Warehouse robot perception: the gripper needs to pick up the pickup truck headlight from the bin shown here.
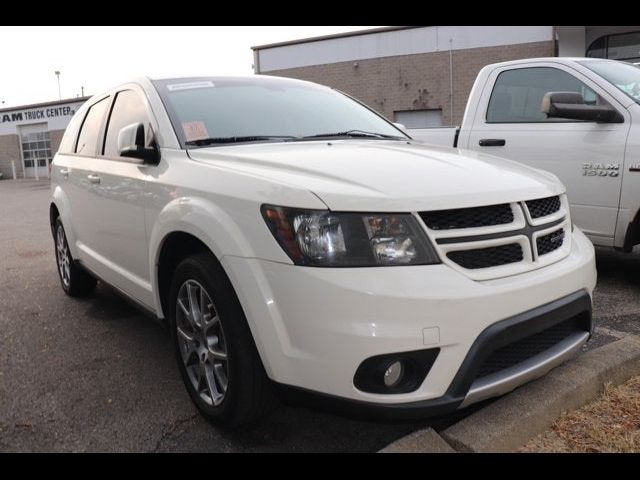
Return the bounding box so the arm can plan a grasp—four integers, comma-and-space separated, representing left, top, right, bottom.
261, 205, 440, 267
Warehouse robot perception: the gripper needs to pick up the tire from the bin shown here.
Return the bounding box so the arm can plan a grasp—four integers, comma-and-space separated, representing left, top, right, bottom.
168, 253, 277, 428
54, 218, 97, 297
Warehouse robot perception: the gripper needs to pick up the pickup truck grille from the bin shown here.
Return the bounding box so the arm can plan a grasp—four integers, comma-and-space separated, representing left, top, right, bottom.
525, 196, 561, 219
420, 195, 570, 280
420, 204, 513, 230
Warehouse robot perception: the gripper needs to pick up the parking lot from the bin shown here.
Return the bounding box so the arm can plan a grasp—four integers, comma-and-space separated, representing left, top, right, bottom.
1, 179, 639, 452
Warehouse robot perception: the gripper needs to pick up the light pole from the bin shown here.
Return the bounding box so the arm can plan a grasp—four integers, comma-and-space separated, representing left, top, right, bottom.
55, 70, 61, 100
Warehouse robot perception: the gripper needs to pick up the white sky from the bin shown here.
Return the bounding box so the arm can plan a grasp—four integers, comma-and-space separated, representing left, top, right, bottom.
0, 26, 383, 108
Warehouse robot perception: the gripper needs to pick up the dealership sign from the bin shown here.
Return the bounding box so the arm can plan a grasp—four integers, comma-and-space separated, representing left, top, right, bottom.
0, 100, 85, 135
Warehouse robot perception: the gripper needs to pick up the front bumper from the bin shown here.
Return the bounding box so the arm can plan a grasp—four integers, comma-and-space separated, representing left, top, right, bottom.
220, 227, 596, 413
275, 290, 591, 419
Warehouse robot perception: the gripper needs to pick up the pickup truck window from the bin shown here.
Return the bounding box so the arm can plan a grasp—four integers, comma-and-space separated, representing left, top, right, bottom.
486, 67, 597, 123
153, 77, 406, 147
75, 97, 110, 156
579, 60, 640, 104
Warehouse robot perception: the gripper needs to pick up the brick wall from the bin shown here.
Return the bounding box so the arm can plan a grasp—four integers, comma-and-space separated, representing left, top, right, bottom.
0, 134, 21, 179
0, 129, 66, 180
261, 41, 555, 126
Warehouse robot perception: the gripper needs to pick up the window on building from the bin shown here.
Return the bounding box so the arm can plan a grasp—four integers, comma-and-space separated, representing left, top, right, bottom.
394, 109, 443, 128
486, 67, 598, 123
587, 31, 640, 64
75, 97, 110, 155
21, 130, 52, 169
103, 90, 151, 157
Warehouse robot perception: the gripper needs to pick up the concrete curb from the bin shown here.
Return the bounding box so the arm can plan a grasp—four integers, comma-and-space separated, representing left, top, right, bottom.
379, 428, 456, 453
379, 335, 640, 453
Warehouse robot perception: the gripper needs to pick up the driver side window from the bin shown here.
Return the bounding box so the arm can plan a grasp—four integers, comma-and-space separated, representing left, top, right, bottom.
487, 67, 600, 123
103, 90, 152, 158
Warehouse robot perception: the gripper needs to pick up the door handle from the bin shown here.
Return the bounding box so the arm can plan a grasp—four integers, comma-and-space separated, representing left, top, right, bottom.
59, 168, 70, 178
479, 139, 506, 147
87, 174, 101, 185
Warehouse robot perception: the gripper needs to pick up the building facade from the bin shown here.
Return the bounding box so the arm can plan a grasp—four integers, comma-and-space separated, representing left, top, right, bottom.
252, 26, 640, 127
0, 97, 88, 180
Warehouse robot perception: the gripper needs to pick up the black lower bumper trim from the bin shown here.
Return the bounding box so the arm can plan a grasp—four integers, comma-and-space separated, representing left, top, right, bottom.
274, 290, 592, 420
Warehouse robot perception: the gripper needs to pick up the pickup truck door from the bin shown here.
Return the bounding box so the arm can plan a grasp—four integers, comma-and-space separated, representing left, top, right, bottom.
463, 62, 630, 245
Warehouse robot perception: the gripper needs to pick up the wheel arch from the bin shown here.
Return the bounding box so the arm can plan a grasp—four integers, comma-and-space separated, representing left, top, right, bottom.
149, 196, 260, 318
622, 206, 640, 252
49, 202, 60, 237
156, 230, 213, 322
49, 185, 81, 259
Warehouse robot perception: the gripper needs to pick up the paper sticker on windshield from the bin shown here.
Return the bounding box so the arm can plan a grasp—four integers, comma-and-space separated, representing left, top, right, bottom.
167, 81, 214, 91
182, 121, 209, 141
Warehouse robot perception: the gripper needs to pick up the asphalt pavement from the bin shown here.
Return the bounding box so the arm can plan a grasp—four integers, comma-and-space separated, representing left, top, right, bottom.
1, 179, 638, 452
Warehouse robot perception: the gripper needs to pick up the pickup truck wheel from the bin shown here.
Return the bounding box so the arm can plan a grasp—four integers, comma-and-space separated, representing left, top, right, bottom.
169, 253, 276, 427
54, 218, 97, 297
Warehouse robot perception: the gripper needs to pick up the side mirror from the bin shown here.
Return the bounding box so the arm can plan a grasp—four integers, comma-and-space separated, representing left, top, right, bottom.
393, 122, 408, 133
541, 92, 623, 123
117, 122, 160, 164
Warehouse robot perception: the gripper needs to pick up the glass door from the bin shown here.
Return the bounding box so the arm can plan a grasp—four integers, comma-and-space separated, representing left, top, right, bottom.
19, 124, 53, 178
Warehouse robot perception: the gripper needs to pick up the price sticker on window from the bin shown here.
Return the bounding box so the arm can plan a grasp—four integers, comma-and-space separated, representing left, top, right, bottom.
182, 121, 209, 142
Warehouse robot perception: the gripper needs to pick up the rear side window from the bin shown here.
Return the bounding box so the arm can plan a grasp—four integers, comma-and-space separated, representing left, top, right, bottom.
103, 90, 151, 157
57, 110, 85, 154
486, 67, 598, 123
75, 97, 110, 155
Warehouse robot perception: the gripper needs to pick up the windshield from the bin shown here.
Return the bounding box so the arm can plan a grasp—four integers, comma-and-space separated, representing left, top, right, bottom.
153, 77, 407, 147
579, 60, 640, 104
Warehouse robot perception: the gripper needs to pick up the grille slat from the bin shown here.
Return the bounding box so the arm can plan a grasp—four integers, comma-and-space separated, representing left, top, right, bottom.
537, 228, 565, 256
420, 204, 513, 230
476, 317, 585, 379
447, 243, 523, 270
526, 196, 561, 219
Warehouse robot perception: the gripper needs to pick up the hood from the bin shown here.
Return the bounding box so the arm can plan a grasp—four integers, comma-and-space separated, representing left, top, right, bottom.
188, 140, 564, 211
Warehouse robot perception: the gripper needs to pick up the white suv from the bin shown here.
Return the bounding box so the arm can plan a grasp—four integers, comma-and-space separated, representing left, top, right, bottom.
50, 75, 597, 426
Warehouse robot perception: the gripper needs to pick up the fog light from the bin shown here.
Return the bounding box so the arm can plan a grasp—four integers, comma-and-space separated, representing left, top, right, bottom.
383, 361, 404, 388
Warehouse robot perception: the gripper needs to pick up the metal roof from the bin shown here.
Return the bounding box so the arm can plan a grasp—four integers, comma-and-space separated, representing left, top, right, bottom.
251, 26, 425, 50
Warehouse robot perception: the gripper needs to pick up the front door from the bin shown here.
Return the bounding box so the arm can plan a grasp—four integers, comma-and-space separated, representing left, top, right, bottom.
465, 63, 630, 245
79, 88, 156, 307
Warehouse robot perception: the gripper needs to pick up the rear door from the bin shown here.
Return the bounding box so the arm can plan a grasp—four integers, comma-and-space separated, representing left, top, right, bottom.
464, 62, 630, 244
78, 87, 156, 307
65, 96, 111, 259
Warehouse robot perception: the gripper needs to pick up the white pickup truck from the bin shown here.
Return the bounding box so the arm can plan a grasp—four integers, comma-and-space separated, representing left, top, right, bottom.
410, 57, 640, 251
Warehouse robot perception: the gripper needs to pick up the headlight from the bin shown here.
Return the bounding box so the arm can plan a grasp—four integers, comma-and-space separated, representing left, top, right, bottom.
261, 205, 440, 267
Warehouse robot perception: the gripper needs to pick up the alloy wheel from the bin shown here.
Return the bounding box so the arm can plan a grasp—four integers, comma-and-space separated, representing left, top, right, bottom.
56, 226, 71, 288
175, 279, 229, 406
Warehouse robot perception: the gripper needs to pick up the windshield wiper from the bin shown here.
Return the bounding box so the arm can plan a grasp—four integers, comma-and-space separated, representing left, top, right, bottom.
185, 135, 297, 146
297, 130, 405, 140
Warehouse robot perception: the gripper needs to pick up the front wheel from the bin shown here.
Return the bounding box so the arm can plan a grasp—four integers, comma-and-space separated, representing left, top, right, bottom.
169, 253, 276, 427
54, 218, 97, 297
